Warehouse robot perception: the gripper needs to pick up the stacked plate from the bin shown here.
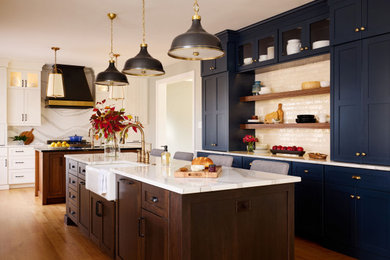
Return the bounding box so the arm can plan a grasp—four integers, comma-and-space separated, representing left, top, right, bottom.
296, 114, 317, 123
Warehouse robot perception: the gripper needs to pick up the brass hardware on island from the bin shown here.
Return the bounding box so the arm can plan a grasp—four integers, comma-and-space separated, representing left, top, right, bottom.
120, 123, 147, 163
350, 194, 355, 199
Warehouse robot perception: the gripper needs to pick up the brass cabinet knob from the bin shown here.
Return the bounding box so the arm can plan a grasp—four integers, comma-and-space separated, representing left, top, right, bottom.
249, 163, 252, 166
361, 152, 366, 156
352, 175, 361, 180
356, 196, 361, 200
355, 28, 360, 32
304, 47, 309, 50
253, 59, 257, 62
355, 152, 361, 156
209, 66, 215, 71
304, 170, 309, 173
350, 194, 355, 199
300, 47, 304, 51
360, 27, 366, 31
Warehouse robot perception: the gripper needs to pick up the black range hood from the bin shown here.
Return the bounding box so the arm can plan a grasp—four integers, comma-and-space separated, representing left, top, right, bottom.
45, 64, 95, 109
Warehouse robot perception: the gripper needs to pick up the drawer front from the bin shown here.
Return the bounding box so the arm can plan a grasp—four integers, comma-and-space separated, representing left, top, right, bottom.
9, 169, 34, 184
9, 147, 35, 157
68, 174, 78, 192
142, 183, 169, 218
67, 202, 78, 224
325, 166, 359, 187
9, 157, 35, 170
78, 163, 86, 180
293, 162, 324, 182
0, 147, 7, 157
68, 187, 78, 207
67, 159, 78, 174
356, 169, 390, 193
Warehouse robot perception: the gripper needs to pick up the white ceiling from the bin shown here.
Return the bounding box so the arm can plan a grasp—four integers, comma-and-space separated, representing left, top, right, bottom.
0, 0, 312, 69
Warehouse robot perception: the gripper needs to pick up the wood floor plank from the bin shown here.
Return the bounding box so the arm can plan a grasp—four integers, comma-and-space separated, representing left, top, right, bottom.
0, 188, 355, 260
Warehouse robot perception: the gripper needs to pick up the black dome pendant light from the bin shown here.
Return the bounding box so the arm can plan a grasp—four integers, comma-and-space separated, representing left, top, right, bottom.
96, 13, 129, 86
168, 0, 224, 60
122, 0, 165, 76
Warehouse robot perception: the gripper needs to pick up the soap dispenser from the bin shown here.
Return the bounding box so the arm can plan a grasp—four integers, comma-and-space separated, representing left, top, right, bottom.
161, 145, 170, 166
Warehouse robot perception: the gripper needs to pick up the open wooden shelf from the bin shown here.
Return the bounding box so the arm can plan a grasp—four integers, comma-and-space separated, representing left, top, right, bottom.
240, 87, 330, 102
240, 123, 330, 129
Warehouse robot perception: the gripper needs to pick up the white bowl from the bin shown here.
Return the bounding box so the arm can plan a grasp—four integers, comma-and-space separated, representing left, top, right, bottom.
191, 165, 205, 172
313, 40, 330, 49
259, 55, 268, 62
256, 144, 269, 150
320, 81, 330, 87
260, 86, 272, 94
243, 58, 253, 65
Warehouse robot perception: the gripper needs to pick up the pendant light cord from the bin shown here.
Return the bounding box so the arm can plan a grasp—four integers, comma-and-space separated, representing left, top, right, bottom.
142, 0, 146, 45
110, 16, 114, 60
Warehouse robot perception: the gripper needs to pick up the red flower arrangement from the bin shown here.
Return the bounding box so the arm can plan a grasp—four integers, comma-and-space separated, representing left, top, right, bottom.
90, 99, 140, 140
242, 135, 258, 144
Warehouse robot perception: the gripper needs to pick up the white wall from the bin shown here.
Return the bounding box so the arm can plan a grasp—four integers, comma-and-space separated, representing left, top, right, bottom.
147, 60, 202, 150
166, 81, 193, 155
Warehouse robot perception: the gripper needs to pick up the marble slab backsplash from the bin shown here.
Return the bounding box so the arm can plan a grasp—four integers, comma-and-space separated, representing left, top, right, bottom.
254, 59, 330, 155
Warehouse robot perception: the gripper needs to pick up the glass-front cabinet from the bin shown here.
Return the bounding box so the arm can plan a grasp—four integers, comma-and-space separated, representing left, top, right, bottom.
279, 15, 329, 62
9, 70, 39, 88
238, 29, 277, 71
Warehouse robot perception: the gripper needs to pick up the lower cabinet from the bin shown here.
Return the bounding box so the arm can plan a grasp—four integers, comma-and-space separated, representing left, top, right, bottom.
78, 178, 89, 236
141, 209, 168, 260
90, 192, 116, 258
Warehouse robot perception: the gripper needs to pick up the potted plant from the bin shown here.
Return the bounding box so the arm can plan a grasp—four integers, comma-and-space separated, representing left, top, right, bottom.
242, 135, 258, 153
13, 135, 27, 145
90, 100, 140, 157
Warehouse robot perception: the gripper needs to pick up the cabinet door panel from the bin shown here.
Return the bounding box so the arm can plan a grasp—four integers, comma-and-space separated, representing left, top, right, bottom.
101, 199, 115, 257
357, 188, 390, 258
116, 177, 141, 260
215, 74, 228, 151
141, 209, 168, 260
332, 42, 363, 163
363, 0, 390, 39
362, 34, 390, 165
24, 89, 41, 126
90, 193, 102, 245
330, 0, 362, 45
48, 153, 65, 198
202, 76, 217, 150
78, 179, 90, 235
7, 88, 24, 126
324, 184, 357, 256
0, 157, 7, 185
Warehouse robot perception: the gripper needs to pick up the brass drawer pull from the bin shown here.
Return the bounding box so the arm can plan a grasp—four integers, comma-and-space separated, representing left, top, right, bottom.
356, 195, 361, 200
361, 153, 366, 156
355, 152, 360, 156
304, 46, 309, 50
304, 170, 309, 173
350, 194, 355, 199
355, 28, 360, 32
352, 176, 361, 180
360, 27, 366, 31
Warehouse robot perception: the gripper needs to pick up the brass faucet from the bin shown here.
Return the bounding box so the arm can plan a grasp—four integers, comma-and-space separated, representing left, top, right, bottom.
120, 123, 147, 163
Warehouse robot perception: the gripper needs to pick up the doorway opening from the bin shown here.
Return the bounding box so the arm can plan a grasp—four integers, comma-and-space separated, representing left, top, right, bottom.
155, 71, 195, 156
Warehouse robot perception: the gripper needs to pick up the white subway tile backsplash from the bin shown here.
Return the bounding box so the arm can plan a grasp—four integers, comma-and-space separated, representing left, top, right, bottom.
254, 59, 330, 155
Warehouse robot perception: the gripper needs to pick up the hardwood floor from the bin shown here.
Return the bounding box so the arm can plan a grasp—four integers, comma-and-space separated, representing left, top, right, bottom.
0, 188, 355, 260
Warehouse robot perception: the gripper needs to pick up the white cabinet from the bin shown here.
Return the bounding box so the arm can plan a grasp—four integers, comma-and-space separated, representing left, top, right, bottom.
7, 68, 41, 126
0, 148, 7, 186
8, 146, 35, 184
0, 65, 7, 145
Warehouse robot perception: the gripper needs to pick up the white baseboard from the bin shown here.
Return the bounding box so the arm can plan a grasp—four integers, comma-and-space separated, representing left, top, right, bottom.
0, 185, 9, 190
9, 183, 34, 189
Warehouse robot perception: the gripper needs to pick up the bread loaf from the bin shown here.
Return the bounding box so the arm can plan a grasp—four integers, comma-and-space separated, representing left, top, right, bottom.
191, 157, 214, 168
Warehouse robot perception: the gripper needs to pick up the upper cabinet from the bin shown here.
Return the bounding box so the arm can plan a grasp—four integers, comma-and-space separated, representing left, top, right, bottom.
7, 65, 42, 126
330, 0, 390, 45
201, 30, 237, 77
332, 33, 390, 166
279, 16, 330, 62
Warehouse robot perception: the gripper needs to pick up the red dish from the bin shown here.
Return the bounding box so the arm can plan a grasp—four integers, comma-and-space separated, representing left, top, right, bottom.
270, 149, 306, 156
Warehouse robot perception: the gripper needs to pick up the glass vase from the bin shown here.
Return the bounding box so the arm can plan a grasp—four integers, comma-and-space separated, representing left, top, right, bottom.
104, 133, 120, 157
247, 142, 255, 153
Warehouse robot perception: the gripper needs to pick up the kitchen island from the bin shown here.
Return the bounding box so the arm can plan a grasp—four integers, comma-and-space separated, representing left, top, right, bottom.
65, 153, 301, 260
34, 145, 140, 205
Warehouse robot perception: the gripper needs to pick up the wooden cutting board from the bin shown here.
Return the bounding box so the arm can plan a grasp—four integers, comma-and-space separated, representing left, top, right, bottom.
20, 128, 34, 145
174, 166, 222, 178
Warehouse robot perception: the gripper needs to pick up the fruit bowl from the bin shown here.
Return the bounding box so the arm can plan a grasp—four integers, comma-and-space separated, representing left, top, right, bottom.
270, 149, 306, 156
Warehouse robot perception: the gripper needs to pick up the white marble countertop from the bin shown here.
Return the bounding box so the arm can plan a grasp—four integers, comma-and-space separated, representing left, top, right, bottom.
198, 150, 390, 172
65, 153, 301, 194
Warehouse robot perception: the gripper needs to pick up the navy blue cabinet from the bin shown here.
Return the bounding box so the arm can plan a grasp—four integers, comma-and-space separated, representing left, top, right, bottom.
330, 0, 390, 45
332, 34, 390, 166
324, 166, 390, 259
202, 72, 254, 152
292, 163, 324, 241
201, 30, 237, 77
